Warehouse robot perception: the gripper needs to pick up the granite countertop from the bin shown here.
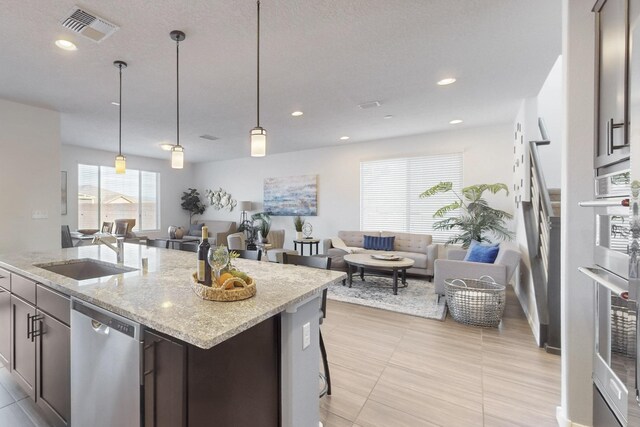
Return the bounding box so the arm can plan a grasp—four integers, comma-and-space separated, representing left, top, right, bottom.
0, 244, 345, 349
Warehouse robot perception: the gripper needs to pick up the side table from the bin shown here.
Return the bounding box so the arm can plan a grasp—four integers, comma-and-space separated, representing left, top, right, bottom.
293, 239, 320, 256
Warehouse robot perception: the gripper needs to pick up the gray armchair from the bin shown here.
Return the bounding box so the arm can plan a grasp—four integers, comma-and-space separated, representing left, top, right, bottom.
434, 244, 521, 300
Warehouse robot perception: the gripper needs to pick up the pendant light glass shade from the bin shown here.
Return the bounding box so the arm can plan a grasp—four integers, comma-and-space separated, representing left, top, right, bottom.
170, 30, 186, 169
251, 1, 267, 157
115, 154, 126, 174
114, 60, 127, 174
250, 127, 266, 157
171, 145, 184, 169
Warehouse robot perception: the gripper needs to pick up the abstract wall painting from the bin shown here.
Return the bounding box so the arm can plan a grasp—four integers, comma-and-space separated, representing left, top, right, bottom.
263, 175, 317, 216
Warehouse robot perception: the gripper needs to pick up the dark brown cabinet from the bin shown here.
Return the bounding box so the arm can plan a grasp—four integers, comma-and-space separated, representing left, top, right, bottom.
2, 275, 71, 427
11, 295, 36, 399
0, 287, 10, 365
143, 331, 186, 427
595, 0, 631, 169
36, 310, 70, 427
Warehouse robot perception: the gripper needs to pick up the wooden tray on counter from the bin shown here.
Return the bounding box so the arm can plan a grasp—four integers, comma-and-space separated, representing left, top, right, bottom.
190, 272, 256, 302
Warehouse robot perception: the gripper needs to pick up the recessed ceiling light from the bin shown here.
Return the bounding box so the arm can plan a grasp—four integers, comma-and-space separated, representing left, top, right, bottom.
384, 115, 394, 119
160, 143, 175, 151
291, 111, 304, 117
340, 136, 350, 141
111, 102, 120, 106
437, 78, 456, 86
449, 119, 463, 124
55, 40, 77, 51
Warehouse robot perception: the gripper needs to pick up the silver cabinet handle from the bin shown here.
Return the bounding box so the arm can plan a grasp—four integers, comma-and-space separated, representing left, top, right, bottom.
578, 266, 628, 298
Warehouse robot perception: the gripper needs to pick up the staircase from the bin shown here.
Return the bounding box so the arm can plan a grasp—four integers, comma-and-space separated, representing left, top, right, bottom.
521, 138, 562, 354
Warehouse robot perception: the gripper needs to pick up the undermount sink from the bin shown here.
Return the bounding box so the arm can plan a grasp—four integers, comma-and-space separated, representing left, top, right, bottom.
34, 258, 137, 281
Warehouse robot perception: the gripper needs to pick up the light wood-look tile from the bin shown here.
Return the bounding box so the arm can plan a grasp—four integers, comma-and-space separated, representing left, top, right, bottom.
320, 287, 561, 427
355, 400, 440, 427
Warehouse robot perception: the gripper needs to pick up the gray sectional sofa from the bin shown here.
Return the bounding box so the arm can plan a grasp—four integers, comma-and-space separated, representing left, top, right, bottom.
322, 231, 438, 278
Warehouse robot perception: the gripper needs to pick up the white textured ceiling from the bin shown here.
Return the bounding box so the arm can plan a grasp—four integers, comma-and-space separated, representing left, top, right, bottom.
0, 0, 561, 162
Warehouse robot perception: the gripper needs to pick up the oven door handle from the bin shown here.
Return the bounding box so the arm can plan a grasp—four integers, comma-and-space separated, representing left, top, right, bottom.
579, 199, 629, 207
578, 267, 628, 299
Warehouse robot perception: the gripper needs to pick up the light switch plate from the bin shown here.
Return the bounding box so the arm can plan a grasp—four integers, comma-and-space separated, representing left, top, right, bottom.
31, 210, 49, 219
302, 322, 311, 349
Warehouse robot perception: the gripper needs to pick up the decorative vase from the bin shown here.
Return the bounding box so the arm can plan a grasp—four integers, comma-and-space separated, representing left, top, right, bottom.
175, 227, 184, 239
258, 231, 269, 244
168, 225, 177, 239
296, 231, 303, 240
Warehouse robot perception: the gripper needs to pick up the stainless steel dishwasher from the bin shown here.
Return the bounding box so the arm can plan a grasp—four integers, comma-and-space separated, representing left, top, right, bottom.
71, 298, 142, 427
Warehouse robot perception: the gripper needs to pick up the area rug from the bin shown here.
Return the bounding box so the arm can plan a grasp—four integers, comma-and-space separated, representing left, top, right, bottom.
326, 276, 447, 320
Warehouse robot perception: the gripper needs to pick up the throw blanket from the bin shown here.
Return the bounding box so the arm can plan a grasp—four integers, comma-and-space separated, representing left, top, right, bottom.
331, 237, 359, 254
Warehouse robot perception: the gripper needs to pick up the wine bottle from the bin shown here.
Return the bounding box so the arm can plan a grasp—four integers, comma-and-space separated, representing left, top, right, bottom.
197, 226, 212, 286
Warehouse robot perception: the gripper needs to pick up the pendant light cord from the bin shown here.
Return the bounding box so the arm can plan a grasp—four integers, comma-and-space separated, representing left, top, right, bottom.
176, 38, 180, 148
257, 0, 261, 127
118, 64, 123, 156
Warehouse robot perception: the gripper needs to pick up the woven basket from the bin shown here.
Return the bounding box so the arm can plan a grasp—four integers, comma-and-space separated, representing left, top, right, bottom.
444, 276, 506, 327
190, 272, 256, 302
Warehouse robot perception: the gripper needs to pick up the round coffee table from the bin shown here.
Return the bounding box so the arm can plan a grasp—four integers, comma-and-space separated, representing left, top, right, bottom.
343, 253, 414, 295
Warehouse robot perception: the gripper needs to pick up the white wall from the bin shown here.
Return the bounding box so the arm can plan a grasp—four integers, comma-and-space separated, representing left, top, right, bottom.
61, 145, 196, 237
537, 55, 564, 189
559, 0, 595, 425
0, 99, 61, 253
193, 124, 514, 249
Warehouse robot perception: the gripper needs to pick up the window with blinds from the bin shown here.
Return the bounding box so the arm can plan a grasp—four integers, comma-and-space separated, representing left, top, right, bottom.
360, 153, 463, 243
77, 164, 160, 231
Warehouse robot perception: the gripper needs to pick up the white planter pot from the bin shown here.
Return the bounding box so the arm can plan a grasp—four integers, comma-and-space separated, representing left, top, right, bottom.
296, 231, 303, 240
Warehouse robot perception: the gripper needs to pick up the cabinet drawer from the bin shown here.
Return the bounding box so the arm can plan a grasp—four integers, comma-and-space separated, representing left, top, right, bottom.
0, 268, 9, 291
12, 275, 36, 305
36, 285, 70, 326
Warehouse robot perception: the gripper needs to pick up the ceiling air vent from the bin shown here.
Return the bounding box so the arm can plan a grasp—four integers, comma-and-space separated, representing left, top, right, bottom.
199, 135, 220, 141
60, 6, 119, 43
358, 101, 381, 110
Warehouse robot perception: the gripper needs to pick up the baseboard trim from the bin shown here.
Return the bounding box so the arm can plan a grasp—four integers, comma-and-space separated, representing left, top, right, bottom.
556, 406, 590, 427
512, 283, 542, 345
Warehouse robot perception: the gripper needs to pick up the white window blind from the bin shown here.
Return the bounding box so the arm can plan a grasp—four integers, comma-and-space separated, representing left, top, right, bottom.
360, 153, 463, 243
77, 164, 160, 231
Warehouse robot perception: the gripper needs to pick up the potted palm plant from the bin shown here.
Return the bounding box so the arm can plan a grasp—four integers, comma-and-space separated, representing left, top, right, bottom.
293, 215, 305, 240
420, 182, 513, 248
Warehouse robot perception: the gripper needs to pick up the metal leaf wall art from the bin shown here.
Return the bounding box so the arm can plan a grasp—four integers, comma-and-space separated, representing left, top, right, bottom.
205, 188, 237, 211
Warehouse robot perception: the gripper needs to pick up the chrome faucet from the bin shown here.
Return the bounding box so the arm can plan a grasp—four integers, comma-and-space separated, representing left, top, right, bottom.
92, 234, 125, 264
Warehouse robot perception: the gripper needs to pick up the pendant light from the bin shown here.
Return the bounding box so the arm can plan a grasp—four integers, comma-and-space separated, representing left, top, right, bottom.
250, 1, 266, 157
114, 60, 127, 174
170, 30, 186, 169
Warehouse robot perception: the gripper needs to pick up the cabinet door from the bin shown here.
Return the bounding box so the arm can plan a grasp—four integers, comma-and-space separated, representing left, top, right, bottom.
596, 0, 630, 168
36, 310, 70, 427
143, 331, 186, 427
11, 295, 36, 398
0, 288, 10, 365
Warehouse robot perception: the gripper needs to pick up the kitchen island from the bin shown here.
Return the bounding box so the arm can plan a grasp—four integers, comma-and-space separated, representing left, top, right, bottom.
0, 243, 345, 427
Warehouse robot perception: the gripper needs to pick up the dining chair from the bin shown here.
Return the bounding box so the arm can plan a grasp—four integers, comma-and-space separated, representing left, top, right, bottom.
234, 249, 262, 261
61, 225, 74, 248
147, 239, 168, 249
281, 253, 332, 396
101, 221, 113, 234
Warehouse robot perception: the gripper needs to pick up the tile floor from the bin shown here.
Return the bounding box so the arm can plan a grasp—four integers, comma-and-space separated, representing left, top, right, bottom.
319, 288, 561, 427
0, 367, 51, 427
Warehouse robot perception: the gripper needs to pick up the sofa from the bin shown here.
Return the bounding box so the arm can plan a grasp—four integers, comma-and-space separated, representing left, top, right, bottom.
433, 244, 521, 299
182, 220, 237, 246
322, 231, 438, 278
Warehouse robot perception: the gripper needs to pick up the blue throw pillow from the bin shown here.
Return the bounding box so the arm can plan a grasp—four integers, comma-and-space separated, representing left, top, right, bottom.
189, 223, 205, 236
363, 235, 395, 251
464, 240, 500, 263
